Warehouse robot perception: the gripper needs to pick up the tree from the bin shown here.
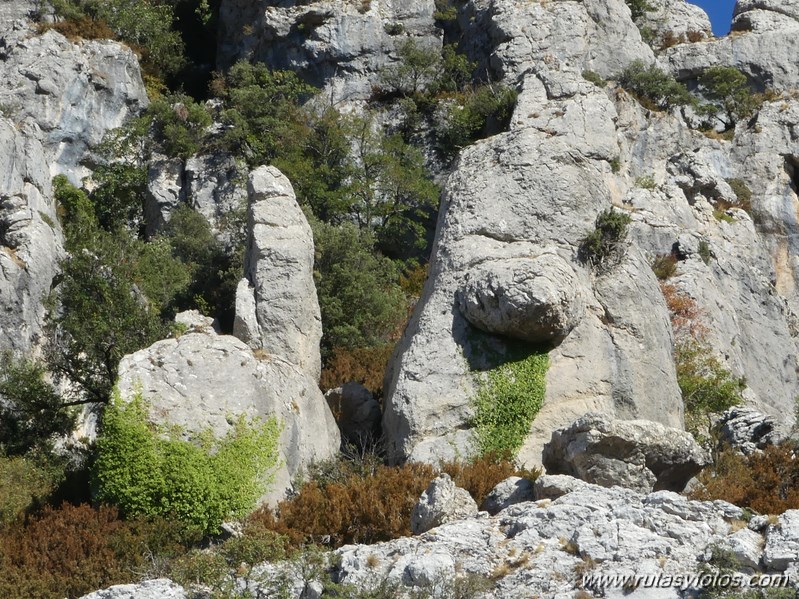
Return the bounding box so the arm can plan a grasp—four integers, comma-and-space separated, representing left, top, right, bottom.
699, 66, 759, 126
380, 38, 442, 97
619, 60, 694, 111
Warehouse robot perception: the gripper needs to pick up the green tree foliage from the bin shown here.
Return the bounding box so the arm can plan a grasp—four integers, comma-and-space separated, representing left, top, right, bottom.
48, 0, 186, 77
380, 38, 443, 97
0, 454, 64, 524
93, 392, 281, 535
698, 66, 760, 126
0, 356, 76, 456
619, 60, 694, 110
49, 177, 190, 403
437, 84, 518, 155
310, 218, 408, 355
675, 341, 744, 436
578, 208, 633, 268
148, 94, 212, 160
625, 0, 653, 20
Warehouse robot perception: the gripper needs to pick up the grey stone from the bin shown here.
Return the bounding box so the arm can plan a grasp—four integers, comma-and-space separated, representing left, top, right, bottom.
185, 153, 247, 241
457, 253, 585, 343
116, 329, 340, 506
217, 0, 441, 104
481, 476, 535, 515
637, 0, 712, 49
542, 413, 710, 493
237, 166, 323, 381
716, 407, 778, 455
78, 579, 187, 599
533, 474, 593, 501
324, 382, 382, 447
410, 474, 478, 535
144, 155, 184, 237
764, 510, 799, 571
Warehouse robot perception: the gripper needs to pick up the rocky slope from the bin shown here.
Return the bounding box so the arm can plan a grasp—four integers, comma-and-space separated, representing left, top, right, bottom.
79, 474, 799, 598
383, 0, 799, 466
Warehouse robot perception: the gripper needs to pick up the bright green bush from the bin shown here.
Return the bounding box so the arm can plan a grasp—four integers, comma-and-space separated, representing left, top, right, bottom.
578, 208, 633, 268
619, 60, 694, 110
93, 392, 281, 535
471, 350, 549, 458
148, 94, 212, 160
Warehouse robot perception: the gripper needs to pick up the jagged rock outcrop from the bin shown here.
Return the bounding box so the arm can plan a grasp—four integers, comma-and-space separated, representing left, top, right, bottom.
716, 407, 779, 455
638, 0, 713, 49
233, 166, 323, 381
116, 327, 340, 505
185, 153, 248, 243
664, 0, 799, 90
409, 474, 478, 535
217, 0, 440, 103
0, 117, 63, 354
542, 414, 711, 493
0, 25, 148, 182
144, 155, 184, 238
383, 68, 683, 466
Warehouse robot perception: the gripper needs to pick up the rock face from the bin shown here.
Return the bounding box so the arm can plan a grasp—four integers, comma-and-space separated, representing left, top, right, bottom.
144, 156, 184, 238
410, 474, 478, 535
116, 328, 340, 505
0, 26, 148, 182
217, 0, 440, 103
481, 476, 535, 516
234, 166, 323, 381
542, 414, 710, 493
0, 117, 63, 354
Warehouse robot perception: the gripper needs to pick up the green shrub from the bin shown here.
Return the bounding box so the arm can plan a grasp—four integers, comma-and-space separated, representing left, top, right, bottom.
148, 94, 212, 159
582, 70, 606, 88
651, 253, 678, 280
726, 178, 753, 212
699, 66, 760, 126
0, 356, 76, 456
619, 60, 694, 111
311, 219, 408, 356
625, 0, 653, 20
675, 341, 744, 437
471, 350, 549, 459
0, 455, 64, 524
635, 175, 657, 190
578, 208, 633, 268
93, 392, 281, 535
380, 38, 443, 97
437, 84, 517, 155
698, 239, 712, 264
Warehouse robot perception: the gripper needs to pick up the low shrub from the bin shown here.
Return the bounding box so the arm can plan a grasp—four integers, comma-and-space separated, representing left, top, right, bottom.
319, 344, 396, 397
582, 71, 606, 88
0, 455, 64, 525
471, 351, 549, 459
690, 444, 799, 515
437, 84, 518, 155
578, 208, 633, 268
93, 392, 281, 535
726, 178, 753, 213
619, 60, 694, 111
441, 453, 540, 507
651, 253, 678, 280
625, 0, 653, 20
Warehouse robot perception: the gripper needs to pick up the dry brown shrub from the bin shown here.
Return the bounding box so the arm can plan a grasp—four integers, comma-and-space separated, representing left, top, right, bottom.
319, 344, 395, 397
442, 453, 540, 507
660, 31, 685, 49
249, 462, 437, 547
690, 443, 799, 515
660, 283, 708, 340
686, 30, 705, 42
40, 17, 116, 42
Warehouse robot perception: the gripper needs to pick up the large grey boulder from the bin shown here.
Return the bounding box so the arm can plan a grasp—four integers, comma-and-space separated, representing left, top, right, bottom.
542, 413, 711, 493
410, 474, 478, 535
763, 510, 799, 571
116, 328, 340, 506
217, 0, 440, 103
0, 117, 63, 354
457, 253, 585, 344
234, 166, 323, 381
185, 153, 247, 241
